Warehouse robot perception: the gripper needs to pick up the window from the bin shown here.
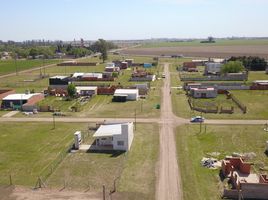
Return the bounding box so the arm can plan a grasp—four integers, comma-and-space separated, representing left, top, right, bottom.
117, 141, 124, 146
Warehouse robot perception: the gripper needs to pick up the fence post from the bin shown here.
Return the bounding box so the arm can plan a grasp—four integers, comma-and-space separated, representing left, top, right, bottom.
103, 185, 106, 200
9, 174, 12, 185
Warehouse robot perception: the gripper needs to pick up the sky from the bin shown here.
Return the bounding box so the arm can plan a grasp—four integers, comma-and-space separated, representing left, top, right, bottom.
1, 0, 268, 41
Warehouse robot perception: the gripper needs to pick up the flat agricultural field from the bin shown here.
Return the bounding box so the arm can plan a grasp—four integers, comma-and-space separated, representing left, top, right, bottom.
176, 124, 268, 200
0, 122, 90, 186
121, 43, 268, 59
139, 39, 268, 48
0, 59, 60, 76
47, 123, 159, 200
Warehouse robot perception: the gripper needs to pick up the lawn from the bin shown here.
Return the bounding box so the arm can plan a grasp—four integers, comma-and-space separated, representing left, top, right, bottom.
176, 124, 268, 200
0, 122, 90, 186
47, 123, 159, 199
0, 59, 60, 75
172, 88, 268, 120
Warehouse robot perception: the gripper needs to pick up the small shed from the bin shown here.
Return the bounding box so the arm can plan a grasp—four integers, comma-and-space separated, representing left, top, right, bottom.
76, 86, 97, 96
183, 62, 197, 71
143, 63, 153, 68
49, 76, 70, 89
113, 89, 139, 101
205, 63, 223, 75
190, 87, 217, 98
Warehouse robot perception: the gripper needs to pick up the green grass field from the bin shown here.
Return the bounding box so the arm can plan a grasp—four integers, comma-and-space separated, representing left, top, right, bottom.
0, 122, 90, 186
48, 123, 159, 199
176, 124, 268, 200
0, 59, 60, 75
139, 39, 268, 48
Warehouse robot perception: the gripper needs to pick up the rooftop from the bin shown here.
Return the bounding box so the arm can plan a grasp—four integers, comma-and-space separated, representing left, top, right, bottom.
76, 86, 97, 92
191, 87, 215, 91
50, 75, 69, 79
3, 93, 41, 101
93, 124, 125, 137
114, 89, 139, 94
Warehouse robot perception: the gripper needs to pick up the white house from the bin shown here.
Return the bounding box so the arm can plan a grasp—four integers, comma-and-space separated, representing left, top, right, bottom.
93, 122, 134, 151
113, 89, 139, 101
205, 63, 223, 75
190, 87, 217, 98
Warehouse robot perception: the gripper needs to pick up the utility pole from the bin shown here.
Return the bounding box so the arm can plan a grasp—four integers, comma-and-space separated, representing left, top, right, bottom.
15, 54, 18, 76
53, 115, 55, 129
134, 109, 137, 131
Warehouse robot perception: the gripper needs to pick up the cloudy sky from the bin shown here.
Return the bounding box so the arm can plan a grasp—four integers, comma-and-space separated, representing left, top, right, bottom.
1, 0, 268, 41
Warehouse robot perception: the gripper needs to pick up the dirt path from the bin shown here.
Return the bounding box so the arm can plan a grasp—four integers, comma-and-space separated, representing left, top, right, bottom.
156, 63, 183, 200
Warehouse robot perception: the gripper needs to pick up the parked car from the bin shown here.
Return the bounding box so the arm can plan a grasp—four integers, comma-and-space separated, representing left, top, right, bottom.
190, 116, 205, 123
162, 73, 166, 78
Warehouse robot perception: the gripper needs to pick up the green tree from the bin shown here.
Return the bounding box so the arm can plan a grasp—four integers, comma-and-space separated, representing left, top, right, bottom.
29, 48, 38, 59
91, 39, 108, 63
67, 84, 77, 98
221, 61, 245, 74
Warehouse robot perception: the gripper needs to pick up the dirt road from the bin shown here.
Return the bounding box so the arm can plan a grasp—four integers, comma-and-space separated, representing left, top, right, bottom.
156, 63, 183, 200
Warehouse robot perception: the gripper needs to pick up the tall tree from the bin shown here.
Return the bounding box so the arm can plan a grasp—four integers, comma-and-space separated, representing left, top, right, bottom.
91, 39, 108, 63
67, 83, 77, 98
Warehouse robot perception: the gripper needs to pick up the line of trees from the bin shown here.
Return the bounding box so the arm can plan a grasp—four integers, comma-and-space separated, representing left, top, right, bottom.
1, 39, 117, 60
228, 56, 267, 71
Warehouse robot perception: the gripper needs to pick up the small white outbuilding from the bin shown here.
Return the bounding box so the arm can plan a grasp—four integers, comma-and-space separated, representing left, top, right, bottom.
93, 122, 134, 151
114, 89, 139, 101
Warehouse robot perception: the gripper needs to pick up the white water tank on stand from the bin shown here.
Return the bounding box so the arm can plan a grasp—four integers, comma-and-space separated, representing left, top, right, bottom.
74, 131, 82, 149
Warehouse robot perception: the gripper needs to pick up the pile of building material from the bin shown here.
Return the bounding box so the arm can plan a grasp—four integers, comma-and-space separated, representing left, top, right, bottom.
201, 157, 222, 169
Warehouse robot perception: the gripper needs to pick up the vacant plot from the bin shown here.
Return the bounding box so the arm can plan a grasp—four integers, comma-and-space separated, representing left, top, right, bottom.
0, 122, 90, 186
176, 124, 268, 200
0, 59, 60, 75
48, 123, 159, 199
121, 45, 268, 59
172, 88, 268, 120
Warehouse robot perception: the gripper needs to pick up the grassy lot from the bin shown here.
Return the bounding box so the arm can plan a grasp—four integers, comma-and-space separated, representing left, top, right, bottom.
48, 123, 159, 199
0, 59, 60, 75
248, 71, 268, 83
0, 122, 90, 186
139, 39, 268, 48
176, 124, 268, 200
172, 87, 268, 120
